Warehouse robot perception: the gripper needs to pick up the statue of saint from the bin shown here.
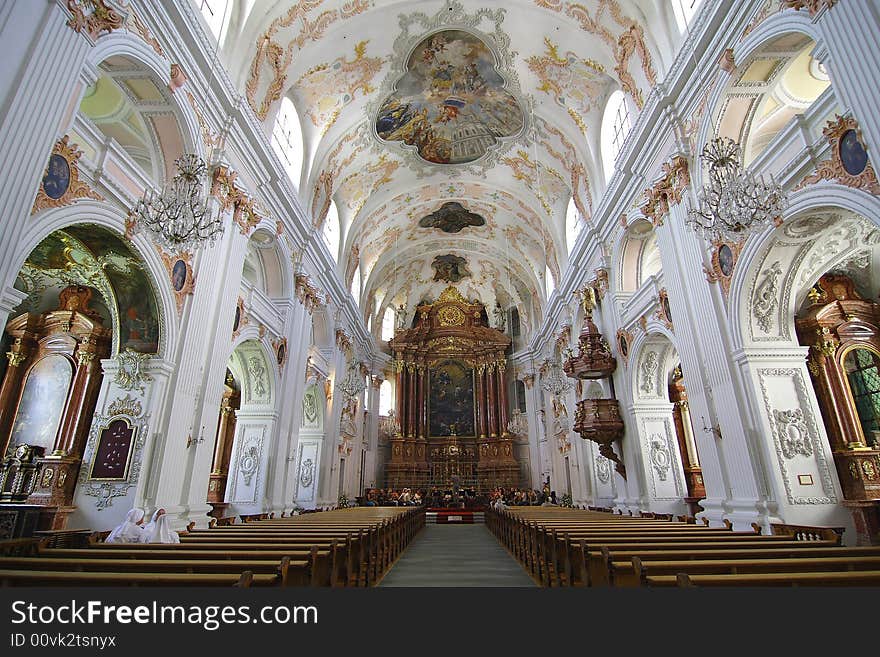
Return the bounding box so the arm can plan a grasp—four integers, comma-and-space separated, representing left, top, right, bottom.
395, 303, 408, 330
493, 302, 506, 332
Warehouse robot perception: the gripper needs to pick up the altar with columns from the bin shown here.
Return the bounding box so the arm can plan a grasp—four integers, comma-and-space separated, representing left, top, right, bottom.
385, 287, 521, 489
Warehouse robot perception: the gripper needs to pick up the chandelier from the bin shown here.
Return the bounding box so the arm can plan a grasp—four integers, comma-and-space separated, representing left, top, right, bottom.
539, 358, 573, 398
338, 362, 367, 400
131, 154, 224, 251
687, 137, 787, 242
507, 408, 528, 437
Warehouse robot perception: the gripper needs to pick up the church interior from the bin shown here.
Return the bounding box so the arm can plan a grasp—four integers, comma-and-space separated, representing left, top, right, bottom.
1, 0, 880, 588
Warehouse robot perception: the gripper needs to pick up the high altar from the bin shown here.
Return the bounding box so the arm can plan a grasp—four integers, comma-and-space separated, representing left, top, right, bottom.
386, 287, 520, 489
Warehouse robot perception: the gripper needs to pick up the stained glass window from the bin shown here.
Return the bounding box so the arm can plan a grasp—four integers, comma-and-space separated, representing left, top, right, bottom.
843, 348, 880, 442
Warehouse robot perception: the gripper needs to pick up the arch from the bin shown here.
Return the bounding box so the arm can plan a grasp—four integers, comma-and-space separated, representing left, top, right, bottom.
378, 379, 392, 416
730, 185, 880, 351
380, 306, 395, 342
16, 201, 176, 357
226, 336, 276, 407
322, 200, 341, 264
565, 196, 582, 255
243, 228, 287, 299
85, 32, 203, 165
615, 219, 661, 293
696, 19, 828, 185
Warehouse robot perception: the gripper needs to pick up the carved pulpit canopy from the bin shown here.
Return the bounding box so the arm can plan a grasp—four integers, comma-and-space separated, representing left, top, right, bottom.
389, 286, 510, 363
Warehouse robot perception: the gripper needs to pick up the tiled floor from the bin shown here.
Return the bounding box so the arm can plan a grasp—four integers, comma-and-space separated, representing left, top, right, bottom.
379, 524, 536, 587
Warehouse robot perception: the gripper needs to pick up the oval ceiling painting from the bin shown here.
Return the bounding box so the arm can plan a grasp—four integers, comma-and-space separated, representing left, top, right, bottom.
375, 29, 525, 165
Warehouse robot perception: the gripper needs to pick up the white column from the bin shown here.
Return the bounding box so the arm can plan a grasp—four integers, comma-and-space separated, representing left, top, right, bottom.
654, 198, 771, 528
150, 205, 249, 527
0, 2, 93, 290
265, 299, 310, 514
815, 0, 880, 152
732, 347, 854, 538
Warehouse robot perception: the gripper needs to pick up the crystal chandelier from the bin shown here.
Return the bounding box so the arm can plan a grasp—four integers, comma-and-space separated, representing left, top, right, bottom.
539, 358, 573, 397
507, 408, 528, 437
687, 137, 787, 242
131, 154, 224, 251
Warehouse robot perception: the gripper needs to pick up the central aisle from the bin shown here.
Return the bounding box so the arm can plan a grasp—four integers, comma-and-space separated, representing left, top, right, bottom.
379, 523, 536, 587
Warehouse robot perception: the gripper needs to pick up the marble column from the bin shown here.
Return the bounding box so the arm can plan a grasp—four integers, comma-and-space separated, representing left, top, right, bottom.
475, 363, 487, 439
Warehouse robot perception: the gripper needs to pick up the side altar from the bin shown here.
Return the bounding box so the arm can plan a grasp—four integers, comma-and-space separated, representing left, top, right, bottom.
387, 287, 520, 489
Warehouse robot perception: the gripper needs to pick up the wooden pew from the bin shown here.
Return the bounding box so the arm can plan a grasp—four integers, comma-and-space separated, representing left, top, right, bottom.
657, 571, 880, 587
0, 569, 270, 587
604, 546, 880, 587
632, 554, 880, 587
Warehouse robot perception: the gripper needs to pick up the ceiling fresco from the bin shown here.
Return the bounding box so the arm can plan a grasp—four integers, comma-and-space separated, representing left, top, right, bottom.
418, 201, 486, 233
229, 0, 673, 341
375, 29, 525, 165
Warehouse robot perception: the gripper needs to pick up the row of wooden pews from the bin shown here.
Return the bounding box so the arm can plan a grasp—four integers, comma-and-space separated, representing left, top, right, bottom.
0, 507, 425, 587
486, 507, 880, 587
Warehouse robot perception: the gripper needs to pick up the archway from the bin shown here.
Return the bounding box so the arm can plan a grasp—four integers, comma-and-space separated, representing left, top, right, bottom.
222, 338, 276, 517
293, 384, 325, 509
629, 333, 691, 516
0, 223, 161, 528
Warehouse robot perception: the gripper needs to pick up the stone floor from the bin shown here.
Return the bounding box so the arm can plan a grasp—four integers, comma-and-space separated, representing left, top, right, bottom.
378, 524, 537, 587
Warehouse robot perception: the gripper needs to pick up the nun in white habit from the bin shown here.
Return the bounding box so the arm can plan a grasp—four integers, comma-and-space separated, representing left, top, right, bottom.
144, 513, 180, 544
105, 508, 145, 543
138, 509, 164, 543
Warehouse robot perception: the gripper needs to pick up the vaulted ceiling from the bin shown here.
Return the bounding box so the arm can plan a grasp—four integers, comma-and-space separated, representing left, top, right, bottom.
213, 0, 686, 338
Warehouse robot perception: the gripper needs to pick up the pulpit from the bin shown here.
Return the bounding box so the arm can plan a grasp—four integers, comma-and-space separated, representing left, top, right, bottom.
564, 288, 627, 478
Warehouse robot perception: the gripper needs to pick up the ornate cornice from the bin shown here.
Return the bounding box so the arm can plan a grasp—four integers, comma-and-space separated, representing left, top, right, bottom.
780, 0, 837, 17
641, 156, 691, 226
294, 273, 326, 314
66, 0, 126, 40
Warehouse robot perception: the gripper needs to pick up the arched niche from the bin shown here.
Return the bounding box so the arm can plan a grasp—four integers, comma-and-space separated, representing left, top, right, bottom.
223, 338, 277, 516
11, 224, 161, 356
628, 333, 690, 515
615, 219, 662, 293
242, 229, 288, 299
294, 383, 326, 508
709, 32, 831, 167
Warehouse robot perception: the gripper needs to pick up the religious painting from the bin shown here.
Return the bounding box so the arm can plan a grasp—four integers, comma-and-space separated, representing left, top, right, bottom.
9, 354, 73, 453
43, 154, 70, 200
704, 238, 744, 298
839, 129, 868, 176
233, 305, 241, 333
616, 329, 632, 363
375, 29, 525, 164
64, 225, 160, 354
419, 201, 486, 233
718, 244, 734, 277
432, 254, 470, 283
160, 250, 195, 315
274, 337, 288, 369
23, 226, 160, 354
429, 359, 475, 437
172, 259, 187, 291
89, 418, 136, 481
31, 135, 103, 214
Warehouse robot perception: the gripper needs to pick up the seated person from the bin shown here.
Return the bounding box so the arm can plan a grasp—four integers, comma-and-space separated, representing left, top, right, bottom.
138, 508, 164, 542
143, 512, 180, 544
105, 508, 145, 543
